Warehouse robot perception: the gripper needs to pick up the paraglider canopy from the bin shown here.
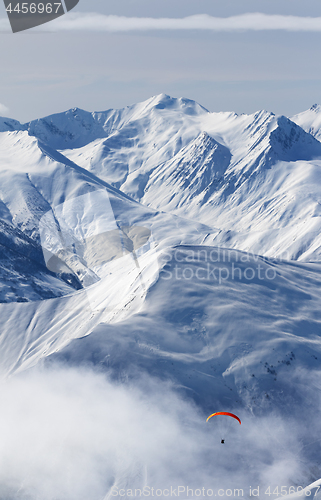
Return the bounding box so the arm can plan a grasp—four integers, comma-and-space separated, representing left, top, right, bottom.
206, 412, 241, 425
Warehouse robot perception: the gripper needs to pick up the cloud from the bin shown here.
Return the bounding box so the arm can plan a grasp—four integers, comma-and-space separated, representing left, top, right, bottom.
0, 103, 9, 116
36, 12, 321, 32
0, 363, 318, 500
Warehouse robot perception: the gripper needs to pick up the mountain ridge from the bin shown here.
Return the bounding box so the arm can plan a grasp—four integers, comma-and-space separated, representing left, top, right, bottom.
1, 95, 321, 496
1, 94, 321, 292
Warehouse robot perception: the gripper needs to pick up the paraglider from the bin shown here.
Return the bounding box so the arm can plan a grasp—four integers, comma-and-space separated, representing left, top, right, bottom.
206, 412, 241, 443
206, 412, 241, 425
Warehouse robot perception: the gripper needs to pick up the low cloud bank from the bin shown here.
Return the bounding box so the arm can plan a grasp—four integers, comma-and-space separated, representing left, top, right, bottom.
43, 13, 321, 32
0, 364, 318, 499
2, 12, 321, 34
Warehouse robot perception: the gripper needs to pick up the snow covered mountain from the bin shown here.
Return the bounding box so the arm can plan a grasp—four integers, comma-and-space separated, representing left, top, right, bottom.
14, 94, 321, 260
292, 104, 321, 142
1, 95, 321, 499
0, 94, 319, 306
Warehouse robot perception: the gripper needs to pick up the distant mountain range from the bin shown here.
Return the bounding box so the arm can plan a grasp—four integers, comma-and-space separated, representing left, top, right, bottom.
1, 94, 321, 306
1, 95, 321, 496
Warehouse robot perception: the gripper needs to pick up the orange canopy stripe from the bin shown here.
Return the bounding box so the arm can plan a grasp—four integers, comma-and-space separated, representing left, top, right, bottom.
206, 412, 241, 425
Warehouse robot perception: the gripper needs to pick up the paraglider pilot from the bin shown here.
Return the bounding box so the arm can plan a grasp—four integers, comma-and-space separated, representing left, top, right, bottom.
206, 412, 241, 444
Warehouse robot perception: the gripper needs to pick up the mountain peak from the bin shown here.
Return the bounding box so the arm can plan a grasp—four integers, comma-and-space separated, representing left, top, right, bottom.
145, 93, 209, 115
149, 93, 176, 109
310, 103, 321, 112
0, 116, 23, 133
291, 105, 321, 141
269, 115, 321, 162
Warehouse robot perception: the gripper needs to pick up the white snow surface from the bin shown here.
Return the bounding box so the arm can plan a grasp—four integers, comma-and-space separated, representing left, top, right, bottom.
292, 104, 321, 142
58, 95, 321, 261
0, 95, 321, 498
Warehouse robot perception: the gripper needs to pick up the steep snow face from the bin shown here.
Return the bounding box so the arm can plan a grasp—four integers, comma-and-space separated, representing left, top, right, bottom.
60, 106, 239, 192
2, 97, 321, 349
1, 97, 321, 495
67, 94, 212, 193
0, 131, 138, 301
0, 218, 76, 303
0, 116, 23, 133
292, 104, 321, 141
64, 107, 321, 196
0, 126, 222, 375
0, 131, 83, 300
0, 127, 218, 304
140, 132, 232, 212
3, 96, 321, 263
58, 102, 321, 260
25, 94, 208, 151
50, 245, 321, 416
2, 96, 321, 304
269, 115, 321, 162
27, 108, 110, 150
37, 246, 321, 499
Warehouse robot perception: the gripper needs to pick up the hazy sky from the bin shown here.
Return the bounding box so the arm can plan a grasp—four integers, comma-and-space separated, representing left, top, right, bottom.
0, 0, 321, 121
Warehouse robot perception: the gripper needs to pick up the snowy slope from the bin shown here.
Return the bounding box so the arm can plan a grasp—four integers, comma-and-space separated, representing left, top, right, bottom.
44, 245, 321, 497
0, 131, 83, 301
26, 94, 208, 151
50, 245, 321, 416
0, 116, 23, 133
0, 125, 219, 375
5, 94, 321, 265
2, 95, 321, 364
38, 95, 321, 261
1, 96, 321, 498
0, 127, 216, 300
292, 104, 321, 142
